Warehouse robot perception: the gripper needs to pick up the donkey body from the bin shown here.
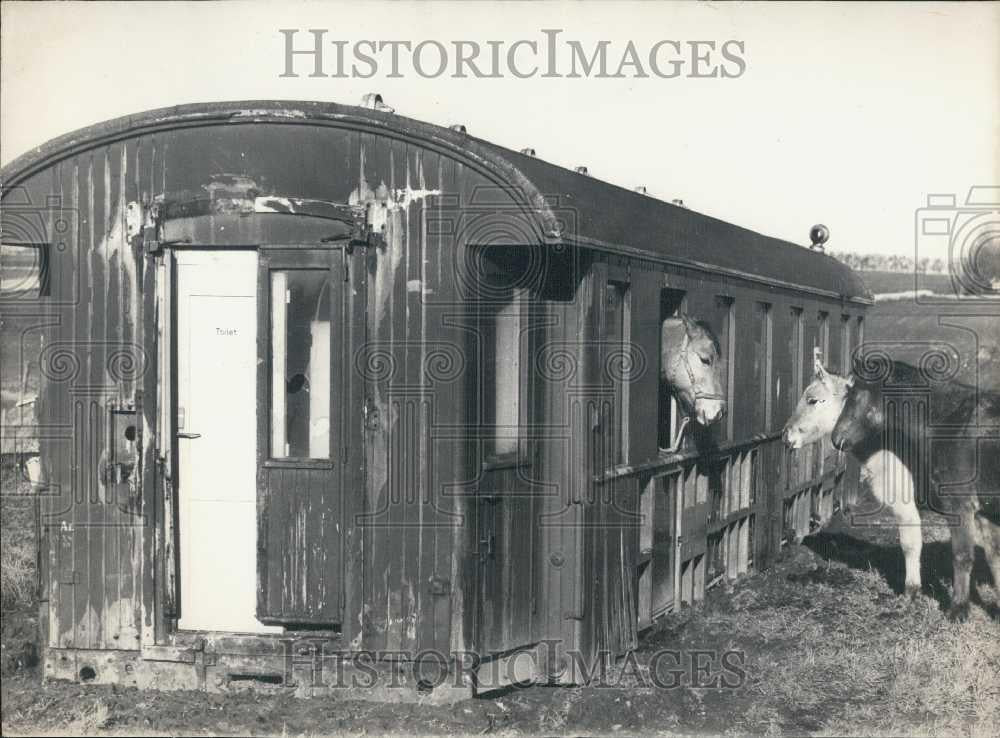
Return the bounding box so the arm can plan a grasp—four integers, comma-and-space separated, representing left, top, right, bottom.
832, 373, 1000, 620
782, 359, 924, 597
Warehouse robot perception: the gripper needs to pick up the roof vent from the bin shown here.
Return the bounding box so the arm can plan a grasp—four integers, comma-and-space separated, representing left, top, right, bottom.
360, 93, 394, 113
671, 198, 686, 208
520, 148, 536, 157
449, 124, 467, 133
575, 166, 590, 175
634, 186, 649, 195
809, 224, 830, 252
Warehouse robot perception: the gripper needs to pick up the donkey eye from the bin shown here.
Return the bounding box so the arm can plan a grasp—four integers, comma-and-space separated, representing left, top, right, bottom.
807, 397, 821, 405
700, 356, 712, 366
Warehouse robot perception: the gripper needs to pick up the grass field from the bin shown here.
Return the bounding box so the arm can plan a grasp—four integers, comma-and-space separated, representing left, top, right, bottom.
857, 270, 955, 297
2, 505, 997, 736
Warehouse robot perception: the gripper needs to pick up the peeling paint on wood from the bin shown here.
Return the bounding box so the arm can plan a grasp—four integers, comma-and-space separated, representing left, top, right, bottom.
1, 102, 866, 694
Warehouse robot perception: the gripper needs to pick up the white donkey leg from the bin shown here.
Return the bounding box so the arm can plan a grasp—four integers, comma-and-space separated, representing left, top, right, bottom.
867, 451, 923, 598
895, 503, 923, 598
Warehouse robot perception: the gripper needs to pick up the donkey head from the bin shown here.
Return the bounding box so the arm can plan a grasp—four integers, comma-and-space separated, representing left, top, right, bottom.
661, 315, 726, 426
831, 379, 882, 452
782, 356, 854, 449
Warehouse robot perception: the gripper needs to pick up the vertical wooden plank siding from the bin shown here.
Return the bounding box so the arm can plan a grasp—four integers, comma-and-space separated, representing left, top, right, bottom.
2, 114, 865, 679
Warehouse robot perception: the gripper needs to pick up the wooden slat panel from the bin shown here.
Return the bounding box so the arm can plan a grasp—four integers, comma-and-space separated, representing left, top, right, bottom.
69, 156, 92, 649
260, 465, 342, 622
82, 152, 108, 651
258, 250, 342, 625
47, 160, 74, 648
428, 151, 459, 656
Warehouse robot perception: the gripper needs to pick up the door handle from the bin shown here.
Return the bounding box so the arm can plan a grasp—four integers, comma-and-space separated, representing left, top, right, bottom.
177, 432, 201, 439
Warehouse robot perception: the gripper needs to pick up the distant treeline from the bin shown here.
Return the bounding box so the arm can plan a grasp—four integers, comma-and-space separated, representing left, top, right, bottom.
828, 251, 947, 274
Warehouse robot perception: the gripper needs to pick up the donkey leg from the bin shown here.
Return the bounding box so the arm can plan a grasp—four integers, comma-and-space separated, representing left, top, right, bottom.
947, 509, 977, 622
888, 496, 923, 599
974, 514, 1000, 593
873, 451, 923, 598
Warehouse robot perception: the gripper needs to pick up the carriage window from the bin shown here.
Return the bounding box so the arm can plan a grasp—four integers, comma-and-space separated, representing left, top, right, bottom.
817, 311, 830, 367
718, 296, 736, 441
483, 287, 526, 456
840, 315, 852, 374
658, 289, 687, 451
856, 316, 865, 358
754, 302, 773, 432
790, 307, 804, 412
0, 243, 49, 298
270, 270, 332, 459
607, 280, 631, 465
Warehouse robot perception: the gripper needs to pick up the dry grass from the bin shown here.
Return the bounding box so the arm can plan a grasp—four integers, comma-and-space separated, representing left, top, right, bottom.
1, 460, 35, 610
62, 700, 112, 735
823, 616, 1000, 737
1, 530, 34, 610
662, 538, 1000, 737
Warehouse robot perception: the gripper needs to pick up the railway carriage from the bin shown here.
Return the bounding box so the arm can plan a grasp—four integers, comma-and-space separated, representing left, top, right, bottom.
0, 99, 871, 697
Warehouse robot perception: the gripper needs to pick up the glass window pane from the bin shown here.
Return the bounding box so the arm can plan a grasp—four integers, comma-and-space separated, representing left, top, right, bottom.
492, 291, 522, 456
0, 243, 48, 298
271, 270, 332, 459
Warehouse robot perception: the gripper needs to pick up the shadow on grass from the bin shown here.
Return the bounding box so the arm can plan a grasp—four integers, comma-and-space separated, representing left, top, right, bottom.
802, 530, 997, 616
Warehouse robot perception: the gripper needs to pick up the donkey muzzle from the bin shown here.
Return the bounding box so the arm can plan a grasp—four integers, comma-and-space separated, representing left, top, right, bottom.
694, 398, 726, 426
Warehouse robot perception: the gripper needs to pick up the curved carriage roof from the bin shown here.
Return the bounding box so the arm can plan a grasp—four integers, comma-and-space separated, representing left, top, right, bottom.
0, 99, 871, 304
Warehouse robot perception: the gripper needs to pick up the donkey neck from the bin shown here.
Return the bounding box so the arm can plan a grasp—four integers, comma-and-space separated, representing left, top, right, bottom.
846, 384, 921, 467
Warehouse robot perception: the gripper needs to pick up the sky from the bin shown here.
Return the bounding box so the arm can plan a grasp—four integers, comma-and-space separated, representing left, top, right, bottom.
2, 1, 997, 258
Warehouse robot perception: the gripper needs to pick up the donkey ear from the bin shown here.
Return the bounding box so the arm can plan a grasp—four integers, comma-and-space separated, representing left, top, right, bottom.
813, 357, 828, 380
850, 352, 867, 379
661, 316, 689, 347
846, 374, 855, 388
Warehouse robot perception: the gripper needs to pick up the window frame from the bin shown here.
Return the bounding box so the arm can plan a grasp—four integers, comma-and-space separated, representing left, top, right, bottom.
717, 295, 736, 442
754, 301, 774, 432
657, 288, 688, 453
259, 247, 340, 469
817, 310, 830, 368
840, 314, 852, 375
0, 241, 50, 300
605, 277, 632, 466
475, 247, 537, 469
790, 306, 805, 412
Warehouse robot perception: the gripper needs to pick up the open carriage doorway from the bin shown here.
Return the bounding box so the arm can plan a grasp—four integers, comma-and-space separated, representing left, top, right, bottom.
172, 246, 350, 633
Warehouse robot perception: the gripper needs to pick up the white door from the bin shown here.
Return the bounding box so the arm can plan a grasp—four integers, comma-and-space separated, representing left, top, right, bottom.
175, 250, 279, 633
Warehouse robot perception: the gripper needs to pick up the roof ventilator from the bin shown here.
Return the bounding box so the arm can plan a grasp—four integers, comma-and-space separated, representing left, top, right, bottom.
360, 93, 394, 113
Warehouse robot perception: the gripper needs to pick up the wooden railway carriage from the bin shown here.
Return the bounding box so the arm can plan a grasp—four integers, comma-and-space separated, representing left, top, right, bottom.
0, 100, 871, 696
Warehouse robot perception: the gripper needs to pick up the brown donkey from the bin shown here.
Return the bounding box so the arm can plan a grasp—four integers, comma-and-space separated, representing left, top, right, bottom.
831, 370, 1000, 621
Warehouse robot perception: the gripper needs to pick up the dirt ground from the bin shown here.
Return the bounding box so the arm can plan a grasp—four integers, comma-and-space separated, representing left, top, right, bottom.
2, 483, 998, 737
